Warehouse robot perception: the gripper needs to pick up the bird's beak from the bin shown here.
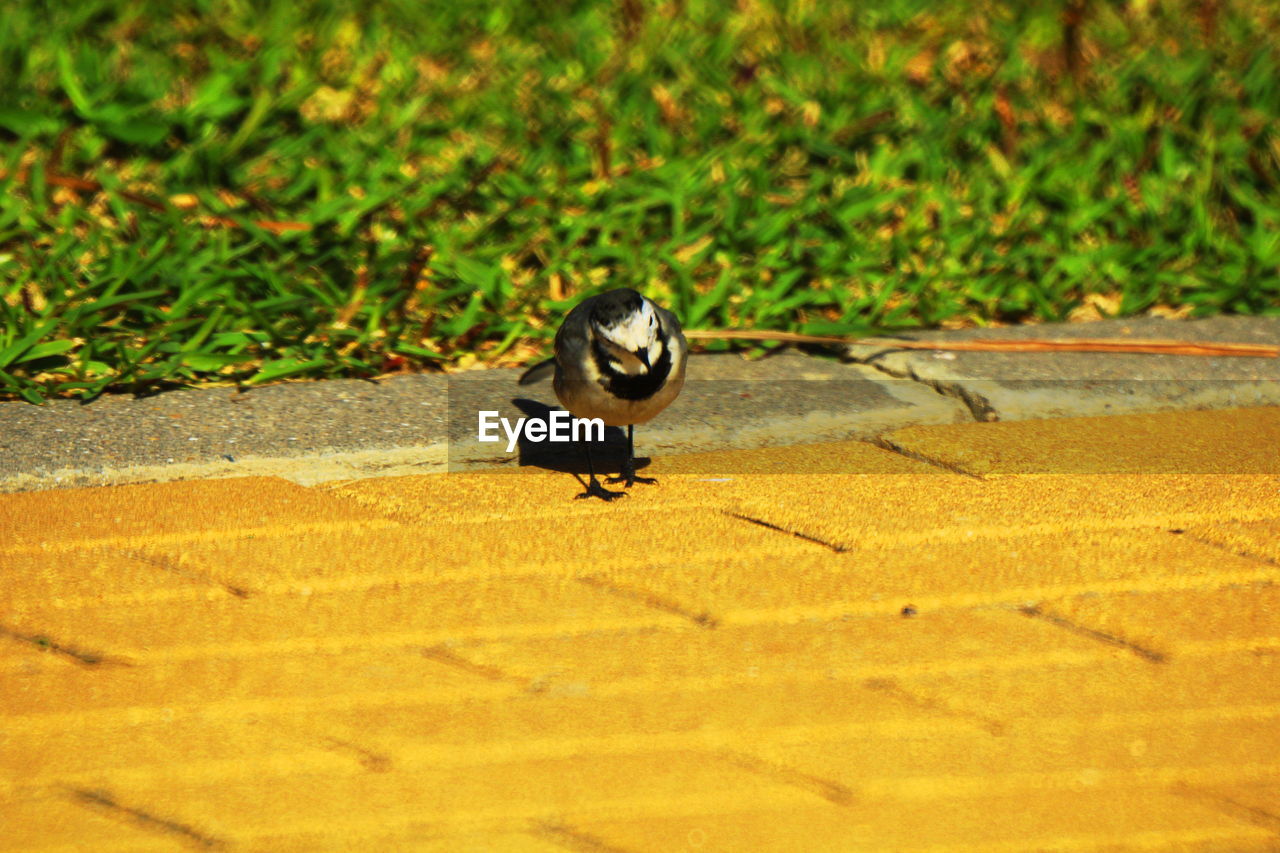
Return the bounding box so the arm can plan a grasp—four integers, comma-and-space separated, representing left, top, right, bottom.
634, 348, 651, 370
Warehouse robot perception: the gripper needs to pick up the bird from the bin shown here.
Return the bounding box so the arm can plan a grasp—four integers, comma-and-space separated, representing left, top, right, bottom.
520, 288, 688, 501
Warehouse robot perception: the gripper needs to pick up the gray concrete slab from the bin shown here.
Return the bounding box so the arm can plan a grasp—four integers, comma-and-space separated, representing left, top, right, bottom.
6, 315, 1275, 492
0, 353, 967, 492
449, 353, 968, 474
845, 315, 1280, 421
0, 375, 450, 492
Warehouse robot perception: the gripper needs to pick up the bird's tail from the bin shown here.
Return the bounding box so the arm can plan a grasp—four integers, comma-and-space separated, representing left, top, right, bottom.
518, 358, 556, 385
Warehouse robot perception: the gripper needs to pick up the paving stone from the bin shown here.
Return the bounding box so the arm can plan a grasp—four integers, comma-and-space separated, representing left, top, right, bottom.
1185, 518, 1280, 564
0, 798, 179, 853
653, 437, 942, 474
580, 528, 1272, 622
0, 476, 393, 551
67, 752, 820, 844
729, 473, 1280, 552
1041, 583, 1280, 655
4, 421, 1280, 850
583, 792, 1274, 853
881, 406, 1280, 475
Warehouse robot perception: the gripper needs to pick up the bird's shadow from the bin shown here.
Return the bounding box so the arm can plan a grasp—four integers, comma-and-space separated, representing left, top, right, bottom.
511, 398, 651, 482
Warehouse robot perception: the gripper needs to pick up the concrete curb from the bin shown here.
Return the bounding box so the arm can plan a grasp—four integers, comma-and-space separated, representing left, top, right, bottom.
3, 315, 1278, 492
845, 314, 1280, 421
0, 353, 967, 492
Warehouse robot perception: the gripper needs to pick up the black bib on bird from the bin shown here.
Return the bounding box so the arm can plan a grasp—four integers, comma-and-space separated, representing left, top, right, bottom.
591, 334, 673, 401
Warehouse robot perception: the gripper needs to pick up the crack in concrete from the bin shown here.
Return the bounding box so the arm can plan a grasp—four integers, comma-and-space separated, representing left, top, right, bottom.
723, 511, 848, 553
1172, 529, 1280, 570
719, 748, 856, 806
0, 624, 130, 667
1017, 604, 1167, 663
862, 677, 1007, 736
318, 735, 393, 772
577, 575, 719, 629
264, 718, 396, 774
1173, 783, 1280, 833
869, 435, 987, 480
419, 644, 526, 684
67, 787, 225, 849
533, 820, 636, 853
109, 546, 256, 598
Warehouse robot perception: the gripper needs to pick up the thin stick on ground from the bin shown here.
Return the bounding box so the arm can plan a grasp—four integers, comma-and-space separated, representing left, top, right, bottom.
683, 329, 1280, 358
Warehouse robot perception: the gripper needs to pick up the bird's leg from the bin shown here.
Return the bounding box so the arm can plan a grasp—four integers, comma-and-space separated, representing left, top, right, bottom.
607, 424, 658, 487
577, 438, 626, 501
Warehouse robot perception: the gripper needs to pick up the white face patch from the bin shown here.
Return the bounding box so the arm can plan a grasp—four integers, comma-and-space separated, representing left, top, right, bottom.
597, 300, 659, 354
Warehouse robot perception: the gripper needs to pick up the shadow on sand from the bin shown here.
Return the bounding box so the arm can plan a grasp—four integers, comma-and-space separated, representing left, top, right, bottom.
509, 398, 652, 486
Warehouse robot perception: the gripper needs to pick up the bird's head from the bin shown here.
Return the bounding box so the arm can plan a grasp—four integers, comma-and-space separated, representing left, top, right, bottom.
590, 289, 664, 376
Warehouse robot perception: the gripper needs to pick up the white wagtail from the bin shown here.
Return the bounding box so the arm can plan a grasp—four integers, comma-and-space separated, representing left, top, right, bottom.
520, 288, 688, 501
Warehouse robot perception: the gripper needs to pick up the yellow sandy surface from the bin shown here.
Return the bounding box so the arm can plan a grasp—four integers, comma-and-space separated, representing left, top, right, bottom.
3, 408, 1279, 852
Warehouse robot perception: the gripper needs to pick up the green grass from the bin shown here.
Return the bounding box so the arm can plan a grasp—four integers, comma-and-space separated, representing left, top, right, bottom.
2, 0, 1279, 402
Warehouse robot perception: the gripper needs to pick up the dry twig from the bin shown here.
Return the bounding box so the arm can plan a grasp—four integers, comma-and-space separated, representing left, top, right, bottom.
684, 329, 1279, 358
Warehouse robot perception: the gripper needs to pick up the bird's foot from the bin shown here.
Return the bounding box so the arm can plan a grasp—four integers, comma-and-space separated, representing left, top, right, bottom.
606, 465, 657, 488
606, 473, 657, 487
577, 478, 627, 501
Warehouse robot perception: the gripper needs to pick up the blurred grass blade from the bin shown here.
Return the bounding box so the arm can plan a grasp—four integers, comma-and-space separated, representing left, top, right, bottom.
245, 357, 329, 386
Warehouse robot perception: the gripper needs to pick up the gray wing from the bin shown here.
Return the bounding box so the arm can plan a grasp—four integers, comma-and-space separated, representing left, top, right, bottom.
522, 294, 602, 385
552, 296, 599, 383
656, 303, 689, 369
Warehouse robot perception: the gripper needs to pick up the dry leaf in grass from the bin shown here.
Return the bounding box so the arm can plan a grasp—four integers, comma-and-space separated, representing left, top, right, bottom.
1068, 292, 1124, 323
549, 272, 567, 301
1148, 304, 1194, 320
905, 49, 935, 85
651, 83, 682, 125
